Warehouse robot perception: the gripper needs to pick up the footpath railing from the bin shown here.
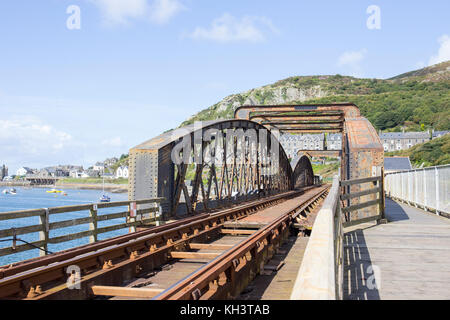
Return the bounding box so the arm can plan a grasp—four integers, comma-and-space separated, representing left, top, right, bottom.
385, 164, 450, 217
0, 198, 163, 260
290, 176, 344, 300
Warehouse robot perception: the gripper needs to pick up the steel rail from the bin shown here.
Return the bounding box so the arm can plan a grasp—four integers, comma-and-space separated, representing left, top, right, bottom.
155, 185, 330, 300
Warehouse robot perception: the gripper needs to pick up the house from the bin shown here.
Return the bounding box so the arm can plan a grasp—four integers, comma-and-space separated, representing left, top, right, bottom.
326, 133, 342, 150
115, 166, 129, 179
69, 169, 88, 178
432, 130, 449, 139
104, 157, 118, 168
384, 157, 412, 173
379, 131, 430, 152
16, 167, 35, 176
93, 162, 105, 172
279, 134, 325, 159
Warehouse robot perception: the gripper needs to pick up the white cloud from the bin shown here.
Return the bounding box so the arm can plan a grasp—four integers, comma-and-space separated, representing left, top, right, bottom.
337, 49, 367, 77
429, 34, 450, 66
188, 13, 278, 43
102, 137, 123, 147
149, 0, 185, 24
90, 0, 148, 25
0, 117, 73, 157
90, 0, 184, 25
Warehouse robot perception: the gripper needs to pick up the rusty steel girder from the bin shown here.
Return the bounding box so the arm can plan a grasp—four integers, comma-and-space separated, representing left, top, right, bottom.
234, 103, 384, 222
129, 120, 308, 220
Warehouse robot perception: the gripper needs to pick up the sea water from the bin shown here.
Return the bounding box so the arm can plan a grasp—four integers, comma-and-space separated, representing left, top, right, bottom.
0, 187, 128, 265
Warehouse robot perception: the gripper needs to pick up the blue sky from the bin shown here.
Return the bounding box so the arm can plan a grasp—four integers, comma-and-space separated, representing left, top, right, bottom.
0, 0, 449, 173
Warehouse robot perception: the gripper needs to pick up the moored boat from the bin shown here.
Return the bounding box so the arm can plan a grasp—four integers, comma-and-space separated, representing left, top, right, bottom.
99, 194, 111, 202
46, 189, 63, 194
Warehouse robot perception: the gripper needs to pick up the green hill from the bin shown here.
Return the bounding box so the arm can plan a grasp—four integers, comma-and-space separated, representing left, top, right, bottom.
385, 134, 450, 167
180, 61, 450, 132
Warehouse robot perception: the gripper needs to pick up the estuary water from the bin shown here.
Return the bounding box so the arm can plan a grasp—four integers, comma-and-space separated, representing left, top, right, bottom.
0, 187, 128, 265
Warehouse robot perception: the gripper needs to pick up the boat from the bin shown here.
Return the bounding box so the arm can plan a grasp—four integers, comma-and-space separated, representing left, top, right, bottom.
9, 188, 17, 195
2, 189, 9, 195
99, 170, 111, 202
99, 194, 111, 202
46, 189, 63, 194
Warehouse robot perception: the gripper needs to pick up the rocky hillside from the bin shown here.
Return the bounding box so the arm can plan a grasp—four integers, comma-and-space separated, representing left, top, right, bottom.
180, 61, 450, 132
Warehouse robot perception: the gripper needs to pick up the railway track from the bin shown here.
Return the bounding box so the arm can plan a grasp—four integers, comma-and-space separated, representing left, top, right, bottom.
0, 185, 329, 300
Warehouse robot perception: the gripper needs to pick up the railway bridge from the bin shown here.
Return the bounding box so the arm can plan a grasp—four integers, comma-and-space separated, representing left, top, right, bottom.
0, 103, 449, 300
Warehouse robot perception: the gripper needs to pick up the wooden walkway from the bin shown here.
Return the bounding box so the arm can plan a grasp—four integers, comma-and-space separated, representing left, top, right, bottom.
344, 198, 450, 300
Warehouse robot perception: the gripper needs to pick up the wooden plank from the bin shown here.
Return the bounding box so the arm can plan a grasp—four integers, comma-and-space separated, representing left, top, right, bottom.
0, 224, 44, 238
136, 207, 159, 215
0, 240, 47, 257
90, 285, 164, 298
49, 216, 93, 230
49, 204, 93, 215
48, 230, 94, 244
188, 243, 234, 250
170, 251, 221, 259
340, 187, 381, 200
96, 218, 157, 235
342, 199, 381, 213
0, 209, 45, 221
135, 198, 163, 205
340, 176, 381, 187
220, 229, 255, 235
96, 211, 128, 222
342, 214, 381, 228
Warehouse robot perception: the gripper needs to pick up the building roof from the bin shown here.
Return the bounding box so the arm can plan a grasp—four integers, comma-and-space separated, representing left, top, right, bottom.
280, 134, 325, 142
384, 157, 412, 171
432, 131, 449, 138
380, 132, 429, 140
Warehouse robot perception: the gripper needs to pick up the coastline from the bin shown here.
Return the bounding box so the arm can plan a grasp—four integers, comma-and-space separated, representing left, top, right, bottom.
0, 181, 128, 194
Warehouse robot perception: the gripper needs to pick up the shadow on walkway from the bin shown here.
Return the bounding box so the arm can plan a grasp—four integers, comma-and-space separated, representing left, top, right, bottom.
384, 198, 410, 222
343, 228, 381, 300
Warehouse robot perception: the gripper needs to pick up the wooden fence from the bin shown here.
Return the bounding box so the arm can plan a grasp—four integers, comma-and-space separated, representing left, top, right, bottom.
340, 174, 385, 227
0, 198, 163, 259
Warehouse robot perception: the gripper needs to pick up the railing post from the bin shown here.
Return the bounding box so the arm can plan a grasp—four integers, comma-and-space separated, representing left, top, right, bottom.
380, 170, 385, 220
423, 169, 427, 211
128, 202, 137, 233
89, 204, 98, 243
38, 208, 50, 256
414, 170, 418, 208
435, 167, 440, 216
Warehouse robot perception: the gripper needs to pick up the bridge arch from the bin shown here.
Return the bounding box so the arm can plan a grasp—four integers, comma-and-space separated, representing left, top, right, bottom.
130, 119, 316, 218
291, 155, 314, 189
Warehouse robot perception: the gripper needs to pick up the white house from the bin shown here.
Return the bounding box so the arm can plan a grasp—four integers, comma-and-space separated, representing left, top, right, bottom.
16, 167, 34, 176
93, 162, 105, 172
115, 166, 129, 179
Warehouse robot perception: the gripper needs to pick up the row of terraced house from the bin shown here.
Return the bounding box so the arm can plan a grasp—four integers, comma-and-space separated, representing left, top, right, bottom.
279, 130, 449, 160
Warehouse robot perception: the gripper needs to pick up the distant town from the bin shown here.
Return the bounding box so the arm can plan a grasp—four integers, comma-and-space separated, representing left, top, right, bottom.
0, 155, 129, 183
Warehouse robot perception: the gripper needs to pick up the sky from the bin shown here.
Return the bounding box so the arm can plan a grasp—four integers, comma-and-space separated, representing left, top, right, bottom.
0, 0, 449, 174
